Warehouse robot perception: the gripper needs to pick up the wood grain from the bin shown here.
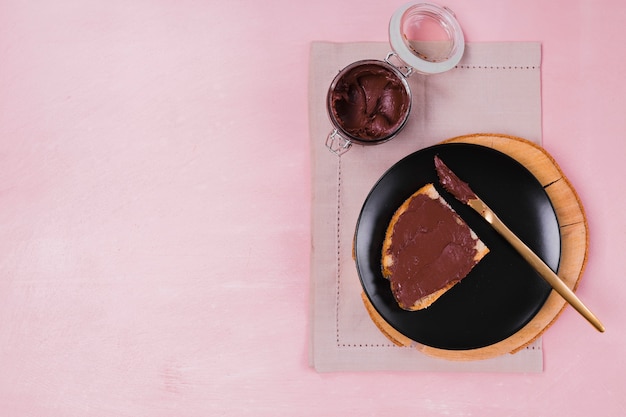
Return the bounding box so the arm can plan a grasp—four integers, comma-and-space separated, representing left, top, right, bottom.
362, 133, 589, 360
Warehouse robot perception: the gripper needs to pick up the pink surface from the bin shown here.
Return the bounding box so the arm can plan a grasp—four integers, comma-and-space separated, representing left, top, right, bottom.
0, 0, 625, 415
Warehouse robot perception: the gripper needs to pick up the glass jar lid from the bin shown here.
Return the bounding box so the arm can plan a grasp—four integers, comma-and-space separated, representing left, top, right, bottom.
389, 2, 465, 74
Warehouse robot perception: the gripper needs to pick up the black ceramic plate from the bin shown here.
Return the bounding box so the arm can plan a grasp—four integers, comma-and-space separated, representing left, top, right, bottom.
354, 143, 561, 350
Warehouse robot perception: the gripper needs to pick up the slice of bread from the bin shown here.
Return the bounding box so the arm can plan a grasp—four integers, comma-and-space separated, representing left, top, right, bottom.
381, 183, 489, 310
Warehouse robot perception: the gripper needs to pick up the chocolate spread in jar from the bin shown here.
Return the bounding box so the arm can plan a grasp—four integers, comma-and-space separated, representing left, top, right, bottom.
329, 62, 410, 142
385, 188, 482, 309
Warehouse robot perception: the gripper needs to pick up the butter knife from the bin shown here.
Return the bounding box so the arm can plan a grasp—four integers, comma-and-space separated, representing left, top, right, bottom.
434, 155, 605, 332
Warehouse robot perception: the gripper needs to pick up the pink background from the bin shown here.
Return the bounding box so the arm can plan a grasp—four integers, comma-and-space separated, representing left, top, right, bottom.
1, 0, 625, 415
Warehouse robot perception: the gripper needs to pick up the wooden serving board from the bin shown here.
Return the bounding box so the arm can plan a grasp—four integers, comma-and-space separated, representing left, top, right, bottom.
362, 133, 589, 361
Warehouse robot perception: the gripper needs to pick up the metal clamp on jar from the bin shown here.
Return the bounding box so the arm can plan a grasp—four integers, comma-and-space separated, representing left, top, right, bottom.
326, 2, 465, 155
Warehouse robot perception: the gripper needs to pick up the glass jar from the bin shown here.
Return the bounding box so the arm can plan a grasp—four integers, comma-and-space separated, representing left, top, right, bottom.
326, 2, 465, 155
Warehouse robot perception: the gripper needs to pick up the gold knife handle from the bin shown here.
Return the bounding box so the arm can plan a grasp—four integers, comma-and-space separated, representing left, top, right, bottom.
469, 198, 605, 332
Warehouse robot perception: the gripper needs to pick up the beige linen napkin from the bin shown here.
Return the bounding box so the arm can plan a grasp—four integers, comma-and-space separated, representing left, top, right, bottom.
309, 41, 543, 372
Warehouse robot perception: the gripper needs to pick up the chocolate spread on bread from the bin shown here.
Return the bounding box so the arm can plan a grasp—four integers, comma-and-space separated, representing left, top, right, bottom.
381, 183, 488, 310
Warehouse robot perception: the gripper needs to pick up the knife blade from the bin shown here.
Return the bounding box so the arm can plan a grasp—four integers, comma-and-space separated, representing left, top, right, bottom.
434, 155, 605, 333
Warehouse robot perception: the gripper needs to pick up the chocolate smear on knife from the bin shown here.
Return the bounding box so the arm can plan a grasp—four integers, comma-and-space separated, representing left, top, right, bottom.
434, 155, 476, 203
